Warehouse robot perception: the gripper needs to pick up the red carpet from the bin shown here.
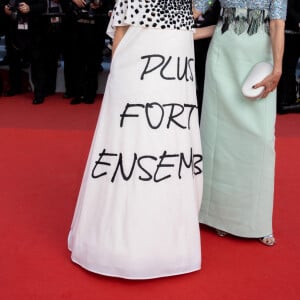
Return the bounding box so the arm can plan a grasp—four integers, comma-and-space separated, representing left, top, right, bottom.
0, 93, 299, 300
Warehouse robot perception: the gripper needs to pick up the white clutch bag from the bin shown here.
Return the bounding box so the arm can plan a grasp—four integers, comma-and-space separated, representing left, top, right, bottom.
242, 62, 273, 99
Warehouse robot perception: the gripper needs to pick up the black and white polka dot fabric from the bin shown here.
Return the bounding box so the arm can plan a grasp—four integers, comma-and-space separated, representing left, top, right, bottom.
111, 0, 194, 31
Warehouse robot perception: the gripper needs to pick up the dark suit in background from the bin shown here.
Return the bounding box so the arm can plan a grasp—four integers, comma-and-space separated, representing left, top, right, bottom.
2, 0, 47, 97
277, 0, 300, 113
32, 0, 66, 104
64, 0, 113, 104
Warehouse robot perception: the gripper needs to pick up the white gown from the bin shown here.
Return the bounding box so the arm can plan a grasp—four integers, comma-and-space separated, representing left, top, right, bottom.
68, 0, 203, 279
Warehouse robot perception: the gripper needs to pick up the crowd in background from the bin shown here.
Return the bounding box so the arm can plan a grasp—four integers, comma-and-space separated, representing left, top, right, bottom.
0, 0, 114, 104
0, 0, 299, 112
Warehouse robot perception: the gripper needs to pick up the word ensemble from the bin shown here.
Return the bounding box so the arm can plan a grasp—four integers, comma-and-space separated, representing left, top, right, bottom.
92, 148, 203, 183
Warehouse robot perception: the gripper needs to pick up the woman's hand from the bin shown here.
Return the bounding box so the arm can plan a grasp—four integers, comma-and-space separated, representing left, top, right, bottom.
255, 19, 285, 99
253, 71, 282, 99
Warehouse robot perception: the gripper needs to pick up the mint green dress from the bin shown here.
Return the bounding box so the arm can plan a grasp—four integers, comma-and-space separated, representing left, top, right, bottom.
196, 0, 287, 237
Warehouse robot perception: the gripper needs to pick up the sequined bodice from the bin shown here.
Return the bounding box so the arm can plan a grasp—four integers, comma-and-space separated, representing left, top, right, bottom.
195, 0, 287, 19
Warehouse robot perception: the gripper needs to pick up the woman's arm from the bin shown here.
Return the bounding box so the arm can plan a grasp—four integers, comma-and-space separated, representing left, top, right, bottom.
193, 1, 220, 40
194, 25, 216, 40
270, 19, 285, 79
254, 19, 285, 98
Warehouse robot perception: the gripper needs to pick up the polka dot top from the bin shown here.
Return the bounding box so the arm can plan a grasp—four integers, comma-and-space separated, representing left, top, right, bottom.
110, 0, 195, 31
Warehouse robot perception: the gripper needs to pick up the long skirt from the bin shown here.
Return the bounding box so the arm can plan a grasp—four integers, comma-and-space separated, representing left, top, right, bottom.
199, 22, 276, 238
68, 26, 203, 279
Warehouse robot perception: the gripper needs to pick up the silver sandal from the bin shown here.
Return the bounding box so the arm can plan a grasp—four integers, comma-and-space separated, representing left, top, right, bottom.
259, 234, 276, 246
